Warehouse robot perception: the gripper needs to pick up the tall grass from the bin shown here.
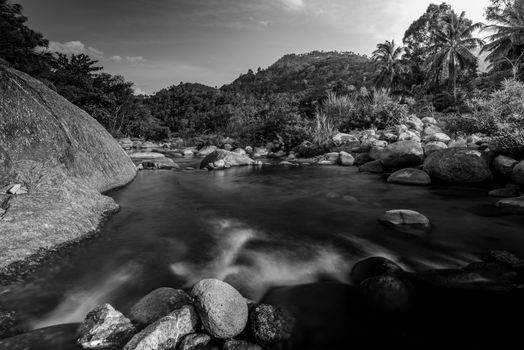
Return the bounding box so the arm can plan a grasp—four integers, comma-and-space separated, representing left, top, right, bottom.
321, 91, 356, 127
311, 112, 337, 146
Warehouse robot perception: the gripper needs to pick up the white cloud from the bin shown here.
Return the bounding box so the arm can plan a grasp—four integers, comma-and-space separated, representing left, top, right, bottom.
248, 17, 269, 27
47, 41, 104, 59
109, 55, 123, 61
280, 0, 305, 10
126, 56, 146, 63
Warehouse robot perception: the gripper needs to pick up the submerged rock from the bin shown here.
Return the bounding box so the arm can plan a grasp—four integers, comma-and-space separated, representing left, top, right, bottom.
488, 184, 520, 198
387, 168, 431, 186
360, 275, 412, 312
379, 209, 430, 228
191, 279, 248, 339
179, 333, 211, 350
351, 257, 403, 285
78, 303, 136, 349
496, 196, 524, 213
423, 148, 493, 185
124, 305, 199, 350
128, 288, 192, 329
223, 339, 263, 350
481, 250, 524, 269
200, 150, 254, 170
250, 304, 295, 348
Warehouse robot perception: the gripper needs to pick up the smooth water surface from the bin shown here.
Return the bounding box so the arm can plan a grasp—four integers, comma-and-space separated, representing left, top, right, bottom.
1, 161, 523, 334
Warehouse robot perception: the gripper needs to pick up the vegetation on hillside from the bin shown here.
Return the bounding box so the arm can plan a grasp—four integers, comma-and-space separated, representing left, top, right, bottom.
1, 0, 524, 150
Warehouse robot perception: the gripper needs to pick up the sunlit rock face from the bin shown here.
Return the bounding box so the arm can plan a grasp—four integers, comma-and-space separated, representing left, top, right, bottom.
0, 66, 137, 270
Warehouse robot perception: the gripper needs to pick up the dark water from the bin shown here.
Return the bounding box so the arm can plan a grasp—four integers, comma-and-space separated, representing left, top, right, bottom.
1, 160, 524, 347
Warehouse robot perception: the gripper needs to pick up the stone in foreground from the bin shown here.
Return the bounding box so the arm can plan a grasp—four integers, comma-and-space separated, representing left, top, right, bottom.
250, 304, 295, 348
191, 279, 248, 339
379, 209, 430, 228
223, 339, 263, 350
124, 305, 199, 350
78, 303, 136, 349
360, 275, 412, 312
179, 333, 211, 350
387, 168, 431, 186
128, 287, 192, 329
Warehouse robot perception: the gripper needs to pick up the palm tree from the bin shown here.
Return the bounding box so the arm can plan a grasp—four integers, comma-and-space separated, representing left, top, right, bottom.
372, 40, 408, 92
482, 0, 524, 77
425, 11, 484, 97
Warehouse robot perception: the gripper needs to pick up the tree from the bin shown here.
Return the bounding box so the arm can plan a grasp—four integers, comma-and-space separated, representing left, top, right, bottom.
425, 10, 484, 97
372, 40, 408, 92
482, 0, 524, 78
0, 0, 52, 76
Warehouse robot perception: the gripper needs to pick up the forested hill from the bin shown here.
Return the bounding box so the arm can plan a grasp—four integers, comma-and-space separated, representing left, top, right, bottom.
222, 51, 375, 95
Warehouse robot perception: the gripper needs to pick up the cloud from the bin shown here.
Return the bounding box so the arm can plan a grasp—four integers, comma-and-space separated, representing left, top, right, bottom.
280, 0, 305, 9
125, 56, 146, 63
109, 55, 123, 62
249, 17, 269, 27
47, 41, 104, 59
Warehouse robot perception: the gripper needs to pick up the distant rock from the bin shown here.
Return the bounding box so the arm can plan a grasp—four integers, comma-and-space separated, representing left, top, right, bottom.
339, 151, 355, 166
405, 115, 424, 131
424, 132, 451, 144
196, 145, 217, 157
124, 305, 199, 350
494, 155, 518, 175
359, 160, 385, 173
423, 141, 447, 156
118, 138, 134, 150
421, 117, 437, 125
191, 279, 248, 339
129, 288, 192, 329
333, 133, 359, 145
387, 168, 431, 186
179, 333, 211, 350
253, 147, 268, 157
423, 148, 493, 185
351, 257, 403, 285
250, 304, 295, 348
130, 152, 165, 159
379, 209, 430, 228
379, 141, 424, 169
200, 150, 255, 170
140, 158, 179, 170
488, 184, 520, 198
78, 304, 136, 349
511, 160, 524, 186
423, 125, 443, 136
398, 131, 421, 143
496, 196, 524, 213
234, 148, 247, 155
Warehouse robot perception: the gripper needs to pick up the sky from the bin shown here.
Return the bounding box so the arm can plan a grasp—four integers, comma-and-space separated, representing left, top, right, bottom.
18, 0, 491, 94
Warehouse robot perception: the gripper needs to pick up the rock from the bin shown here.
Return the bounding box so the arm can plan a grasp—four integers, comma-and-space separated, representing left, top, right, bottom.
379, 141, 424, 169
333, 133, 359, 145
250, 304, 295, 348
351, 257, 403, 285
78, 304, 136, 349
119, 138, 134, 150
140, 158, 179, 170
354, 153, 371, 165
323, 152, 340, 163
268, 150, 287, 158
223, 340, 263, 350
368, 144, 387, 160
423, 125, 443, 136
496, 196, 524, 213
489, 186, 521, 198
339, 151, 355, 166
423, 148, 493, 185
398, 131, 421, 143
179, 333, 211, 350
130, 152, 165, 159
448, 139, 468, 148
387, 168, 431, 186
279, 161, 294, 166
511, 160, 524, 186
191, 279, 248, 339
481, 250, 524, 269
223, 144, 233, 151
200, 150, 254, 170
129, 288, 192, 329
7, 183, 21, 194
379, 209, 430, 228
253, 147, 268, 157
0, 309, 17, 339
494, 155, 518, 175
234, 148, 247, 155
359, 160, 385, 173
196, 146, 217, 157
360, 275, 412, 312
423, 141, 447, 156
124, 305, 199, 350
245, 146, 253, 154
464, 262, 519, 284
424, 132, 451, 144
182, 148, 195, 157
380, 132, 398, 143
405, 115, 424, 131
421, 117, 437, 125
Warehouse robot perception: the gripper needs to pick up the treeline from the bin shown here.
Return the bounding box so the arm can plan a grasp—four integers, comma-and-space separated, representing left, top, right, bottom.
1, 0, 524, 147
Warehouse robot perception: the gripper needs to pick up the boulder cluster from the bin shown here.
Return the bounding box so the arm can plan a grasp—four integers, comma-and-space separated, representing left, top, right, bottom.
77, 279, 295, 350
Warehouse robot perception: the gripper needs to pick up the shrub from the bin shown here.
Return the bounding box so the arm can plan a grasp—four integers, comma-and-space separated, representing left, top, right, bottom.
321, 91, 355, 127
310, 112, 336, 146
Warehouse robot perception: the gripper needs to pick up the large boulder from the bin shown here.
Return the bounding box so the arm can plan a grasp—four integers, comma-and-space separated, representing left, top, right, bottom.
0, 66, 136, 270
124, 305, 200, 350
179, 333, 211, 350
249, 304, 295, 348
494, 155, 518, 176
378, 141, 424, 169
339, 151, 355, 166
512, 160, 524, 186
196, 145, 217, 157
387, 168, 431, 186
78, 304, 136, 349
200, 150, 254, 170
128, 288, 192, 329
423, 148, 493, 185
191, 279, 248, 339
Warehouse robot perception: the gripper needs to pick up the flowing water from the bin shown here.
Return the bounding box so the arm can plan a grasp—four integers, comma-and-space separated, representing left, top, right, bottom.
1, 160, 524, 348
